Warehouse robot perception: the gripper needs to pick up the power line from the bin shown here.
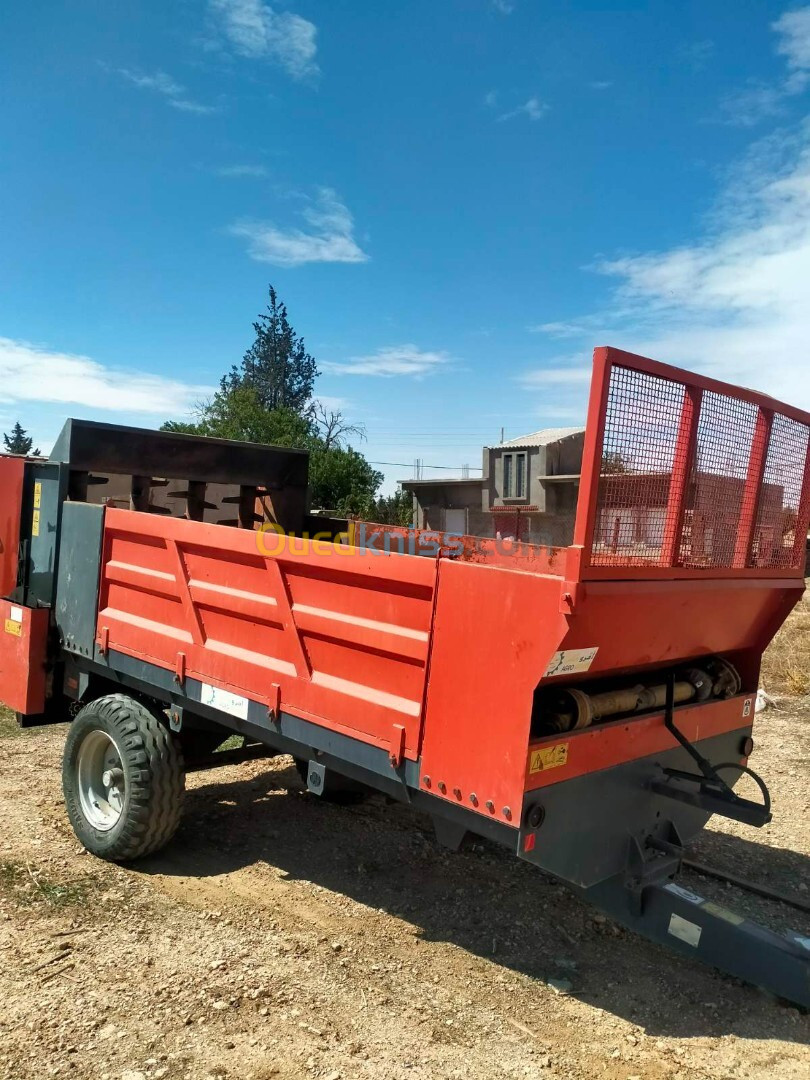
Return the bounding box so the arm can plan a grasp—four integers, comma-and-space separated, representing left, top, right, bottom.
367, 459, 483, 472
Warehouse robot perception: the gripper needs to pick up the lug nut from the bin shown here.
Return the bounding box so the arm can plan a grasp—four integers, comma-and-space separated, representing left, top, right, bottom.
438, 781, 447, 794
423, 775, 431, 788
485, 800, 495, 813
469, 792, 478, 806
503, 806, 512, 820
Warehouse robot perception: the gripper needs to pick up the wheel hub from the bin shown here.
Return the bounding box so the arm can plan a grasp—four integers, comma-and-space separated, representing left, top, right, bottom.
76, 730, 126, 831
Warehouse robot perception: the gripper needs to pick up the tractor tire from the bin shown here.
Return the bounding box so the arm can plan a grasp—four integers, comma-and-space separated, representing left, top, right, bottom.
62, 694, 185, 862
293, 757, 371, 805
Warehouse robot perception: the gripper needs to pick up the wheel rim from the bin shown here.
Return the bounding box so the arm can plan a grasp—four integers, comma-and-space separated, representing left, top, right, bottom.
76, 729, 126, 831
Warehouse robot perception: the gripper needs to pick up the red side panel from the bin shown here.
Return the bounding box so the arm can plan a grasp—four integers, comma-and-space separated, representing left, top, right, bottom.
0, 600, 48, 714
96, 510, 439, 758
420, 561, 566, 826
0, 457, 24, 599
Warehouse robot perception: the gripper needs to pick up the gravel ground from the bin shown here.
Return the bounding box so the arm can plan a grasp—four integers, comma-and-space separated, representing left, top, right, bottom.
0, 702, 808, 1080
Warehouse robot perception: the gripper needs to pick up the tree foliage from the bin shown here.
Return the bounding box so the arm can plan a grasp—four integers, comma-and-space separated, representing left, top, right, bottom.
222, 286, 319, 414
3, 422, 39, 456
161, 285, 387, 517
162, 385, 382, 516
367, 490, 413, 526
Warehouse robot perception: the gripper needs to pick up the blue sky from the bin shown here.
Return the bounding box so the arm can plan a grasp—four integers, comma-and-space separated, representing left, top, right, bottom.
2, 1, 810, 492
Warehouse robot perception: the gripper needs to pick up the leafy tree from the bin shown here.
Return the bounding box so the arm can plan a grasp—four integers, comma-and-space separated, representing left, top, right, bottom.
3, 422, 39, 456
221, 286, 319, 414
309, 445, 382, 515
162, 386, 381, 515
368, 489, 413, 526
163, 387, 313, 447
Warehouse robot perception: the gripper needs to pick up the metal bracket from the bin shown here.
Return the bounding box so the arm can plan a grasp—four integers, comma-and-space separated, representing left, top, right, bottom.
305, 759, 326, 796
625, 821, 684, 913
168, 704, 184, 733
653, 674, 771, 827
268, 682, 281, 724
389, 723, 406, 768
174, 651, 186, 686
559, 580, 582, 615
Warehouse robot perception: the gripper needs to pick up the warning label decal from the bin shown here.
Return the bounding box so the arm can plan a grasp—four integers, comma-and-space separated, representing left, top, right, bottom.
529, 743, 569, 774
543, 648, 598, 679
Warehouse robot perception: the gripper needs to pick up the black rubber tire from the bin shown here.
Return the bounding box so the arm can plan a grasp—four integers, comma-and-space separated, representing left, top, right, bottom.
62, 694, 185, 862
293, 757, 371, 805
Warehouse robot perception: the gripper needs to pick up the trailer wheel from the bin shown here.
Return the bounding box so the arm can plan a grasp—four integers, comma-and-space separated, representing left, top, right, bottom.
293, 758, 370, 804
62, 694, 185, 862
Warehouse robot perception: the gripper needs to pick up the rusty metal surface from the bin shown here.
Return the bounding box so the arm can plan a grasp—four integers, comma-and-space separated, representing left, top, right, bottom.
352, 521, 568, 574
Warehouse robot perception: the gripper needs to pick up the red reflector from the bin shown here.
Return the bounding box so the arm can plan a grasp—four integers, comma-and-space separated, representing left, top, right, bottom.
523, 834, 536, 852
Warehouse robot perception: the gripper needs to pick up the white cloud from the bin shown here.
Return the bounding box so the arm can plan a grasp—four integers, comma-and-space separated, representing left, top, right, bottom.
491, 0, 515, 13
519, 122, 810, 410
593, 130, 810, 405
169, 99, 220, 115
498, 96, 549, 122
114, 67, 219, 115
210, 0, 318, 79
516, 9, 810, 414
322, 345, 450, 378
228, 188, 368, 266
775, 6, 810, 87
518, 364, 592, 389
720, 5, 810, 125
215, 163, 270, 177
529, 321, 592, 338
0, 337, 212, 415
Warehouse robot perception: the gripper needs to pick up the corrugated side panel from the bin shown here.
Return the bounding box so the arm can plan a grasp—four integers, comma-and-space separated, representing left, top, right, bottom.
96, 509, 439, 757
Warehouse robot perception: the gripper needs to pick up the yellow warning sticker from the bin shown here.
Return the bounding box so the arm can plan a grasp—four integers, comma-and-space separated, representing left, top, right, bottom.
529, 742, 569, 774
31, 509, 40, 537
4, 619, 22, 637
33, 482, 42, 509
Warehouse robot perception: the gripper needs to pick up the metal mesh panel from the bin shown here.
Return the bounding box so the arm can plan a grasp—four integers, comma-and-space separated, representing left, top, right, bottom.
591, 367, 684, 565
589, 363, 810, 571
679, 391, 758, 568
753, 414, 810, 568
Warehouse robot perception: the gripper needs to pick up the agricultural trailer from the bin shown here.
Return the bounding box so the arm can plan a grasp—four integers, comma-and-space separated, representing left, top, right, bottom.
1, 347, 809, 1007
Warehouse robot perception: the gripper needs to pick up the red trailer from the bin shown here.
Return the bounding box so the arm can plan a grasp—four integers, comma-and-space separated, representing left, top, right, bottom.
1, 347, 809, 1005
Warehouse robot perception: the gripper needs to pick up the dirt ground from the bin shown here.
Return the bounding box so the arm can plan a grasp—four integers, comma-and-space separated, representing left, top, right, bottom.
0, 693, 808, 1080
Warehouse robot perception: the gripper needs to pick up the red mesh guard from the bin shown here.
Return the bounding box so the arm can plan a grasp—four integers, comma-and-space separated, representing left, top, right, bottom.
590, 364, 810, 570
753, 414, 810, 569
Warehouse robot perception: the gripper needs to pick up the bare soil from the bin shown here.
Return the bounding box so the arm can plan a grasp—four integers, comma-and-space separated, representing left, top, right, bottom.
0, 701, 808, 1080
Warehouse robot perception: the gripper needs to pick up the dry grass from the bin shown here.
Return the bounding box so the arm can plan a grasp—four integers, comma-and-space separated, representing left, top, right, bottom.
760, 590, 810, 697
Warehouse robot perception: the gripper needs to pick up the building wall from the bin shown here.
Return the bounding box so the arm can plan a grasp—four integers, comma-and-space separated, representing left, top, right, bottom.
405, 432, 584, 547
